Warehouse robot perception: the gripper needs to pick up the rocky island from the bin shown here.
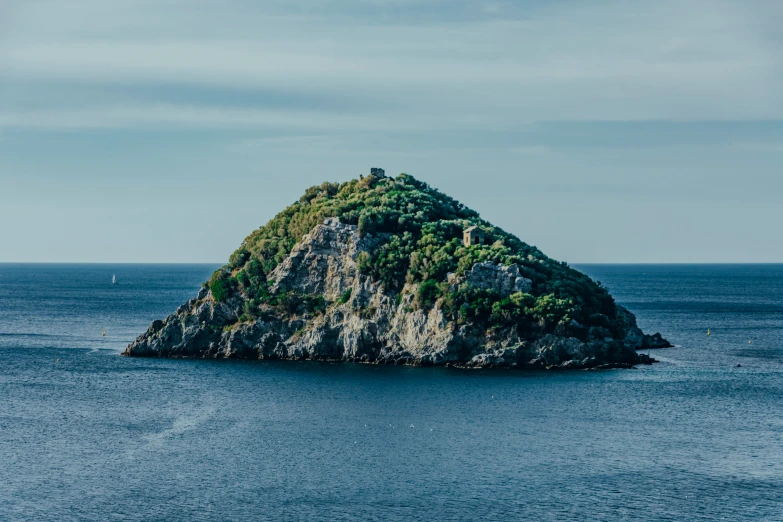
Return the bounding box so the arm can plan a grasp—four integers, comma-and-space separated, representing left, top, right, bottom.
124, 169, 670, 369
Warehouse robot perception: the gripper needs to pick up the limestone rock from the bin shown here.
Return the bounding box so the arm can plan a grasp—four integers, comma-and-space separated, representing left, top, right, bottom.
465, 262, 533, 296
270, 217, 387, 301
124, 219, 661, 370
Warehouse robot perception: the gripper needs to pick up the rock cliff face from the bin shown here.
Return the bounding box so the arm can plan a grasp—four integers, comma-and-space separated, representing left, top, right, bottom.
124, 218, 668, 369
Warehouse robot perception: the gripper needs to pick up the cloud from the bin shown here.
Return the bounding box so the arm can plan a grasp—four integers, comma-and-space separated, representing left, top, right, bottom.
0, 0, 781, 133
730, 141, 783, 152
0, 104, 407, 131
511, 145, 552, 156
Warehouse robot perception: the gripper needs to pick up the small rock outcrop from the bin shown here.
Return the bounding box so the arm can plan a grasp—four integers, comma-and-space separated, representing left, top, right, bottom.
125, 218, 668, 369
465, 262, 533, 296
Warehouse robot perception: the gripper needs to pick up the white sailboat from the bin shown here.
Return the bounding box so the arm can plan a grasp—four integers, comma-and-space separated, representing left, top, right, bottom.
112, 274, 117, 284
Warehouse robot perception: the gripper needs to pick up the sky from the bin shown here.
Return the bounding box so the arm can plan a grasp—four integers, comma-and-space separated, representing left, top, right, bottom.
1, 0, 782, 263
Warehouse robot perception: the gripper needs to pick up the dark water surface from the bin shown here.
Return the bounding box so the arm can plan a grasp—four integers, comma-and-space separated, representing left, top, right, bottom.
1, 264, 781, 521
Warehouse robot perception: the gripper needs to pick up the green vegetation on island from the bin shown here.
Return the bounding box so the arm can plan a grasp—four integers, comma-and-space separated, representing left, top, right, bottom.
208, 172, 618, 338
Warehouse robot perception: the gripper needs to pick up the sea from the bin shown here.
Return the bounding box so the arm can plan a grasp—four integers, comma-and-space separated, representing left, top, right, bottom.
0, 263, 781, 521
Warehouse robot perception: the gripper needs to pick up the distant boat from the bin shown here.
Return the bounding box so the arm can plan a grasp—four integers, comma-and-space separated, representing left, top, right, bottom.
102, 329, 105, 337
707, 329, 711, 336
112, 274, 117, 284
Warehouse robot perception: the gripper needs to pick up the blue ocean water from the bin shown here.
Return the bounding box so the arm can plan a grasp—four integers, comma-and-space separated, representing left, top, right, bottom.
0, 263, 781, 521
